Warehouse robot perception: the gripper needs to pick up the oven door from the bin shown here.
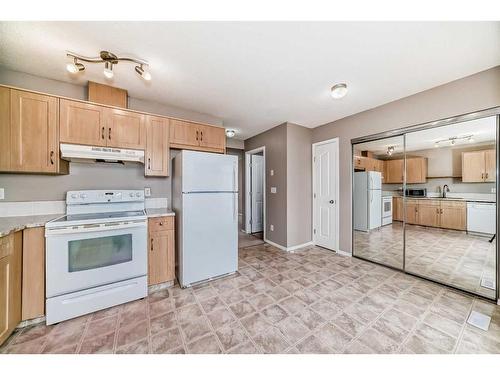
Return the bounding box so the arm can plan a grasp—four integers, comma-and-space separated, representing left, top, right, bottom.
45, 221, 147, 298
382, 198, 392, 217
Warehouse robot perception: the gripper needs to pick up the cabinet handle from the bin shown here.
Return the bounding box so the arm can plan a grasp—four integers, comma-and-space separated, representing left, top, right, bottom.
196, 130, 199, 141
108, 127, 111, 140
101, 126, 105, 140
481, 173, 484, 180
200, 131, 203, 142
150, 238, 153, 251
485, 173, 488, 180
440, 209, 443, 214
148, 158, 151, 170
50, 151, 54, 165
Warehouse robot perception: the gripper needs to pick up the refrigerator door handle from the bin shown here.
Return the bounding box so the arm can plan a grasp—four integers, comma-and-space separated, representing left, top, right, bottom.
233, 162, 237, 192
233, 194, 237, 222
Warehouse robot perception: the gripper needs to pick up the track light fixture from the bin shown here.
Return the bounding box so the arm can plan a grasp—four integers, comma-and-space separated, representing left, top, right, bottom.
434, 135, 473, 147
66, 50, 152, 81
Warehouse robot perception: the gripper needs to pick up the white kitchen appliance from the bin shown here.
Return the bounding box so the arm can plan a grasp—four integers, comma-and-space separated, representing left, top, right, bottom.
467, 202, 496, 235
45, 190, 147, 325
172, 150, 238, 287
382, 196, 393, 226
60, 143, 145, 164
353, 171, 382, 231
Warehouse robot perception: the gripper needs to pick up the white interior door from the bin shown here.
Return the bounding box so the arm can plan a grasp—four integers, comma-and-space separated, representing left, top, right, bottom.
251, 154, 264, 233
313, 141, 338, 251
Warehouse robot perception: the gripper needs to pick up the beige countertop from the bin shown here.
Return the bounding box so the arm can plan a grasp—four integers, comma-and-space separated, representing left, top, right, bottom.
145, 208, 176, 218
0, 214, 63, 238
390, 196, 495, 204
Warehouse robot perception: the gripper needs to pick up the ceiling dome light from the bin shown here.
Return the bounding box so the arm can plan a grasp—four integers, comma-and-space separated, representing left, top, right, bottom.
103, 61, 114, 79
225, 129, 236, 138
135, 65, 152, 81
66, 58, 85, 74
331, 83, 348, 99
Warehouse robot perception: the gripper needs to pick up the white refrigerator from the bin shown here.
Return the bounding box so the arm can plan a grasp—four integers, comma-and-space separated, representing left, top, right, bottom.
172, 150, 239, 287
353, 171, 382, 232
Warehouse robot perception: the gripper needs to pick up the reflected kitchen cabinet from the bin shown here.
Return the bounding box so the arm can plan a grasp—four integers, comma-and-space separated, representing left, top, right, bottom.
462, 149, 496, 182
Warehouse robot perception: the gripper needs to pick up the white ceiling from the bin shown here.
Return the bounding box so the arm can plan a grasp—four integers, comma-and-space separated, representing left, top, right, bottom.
355, 116, 497, 155
0, 22, 499, 139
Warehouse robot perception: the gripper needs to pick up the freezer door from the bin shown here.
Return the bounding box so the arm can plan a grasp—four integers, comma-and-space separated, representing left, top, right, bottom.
179, 192, 238, 286
368, 171, 382, 190
181, 151, 238, 192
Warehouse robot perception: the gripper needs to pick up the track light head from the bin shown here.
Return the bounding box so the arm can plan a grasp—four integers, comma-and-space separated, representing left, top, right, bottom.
135, 65, 151, 81
103, 61, 114, 79
66, 58, 85, 74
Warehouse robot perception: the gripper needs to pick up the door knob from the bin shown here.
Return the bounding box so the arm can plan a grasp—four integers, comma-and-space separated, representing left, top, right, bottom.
329, 200, 334, 204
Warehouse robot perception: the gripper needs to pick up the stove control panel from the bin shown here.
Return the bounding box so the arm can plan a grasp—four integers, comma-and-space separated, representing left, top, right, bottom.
66, 190, 144, 204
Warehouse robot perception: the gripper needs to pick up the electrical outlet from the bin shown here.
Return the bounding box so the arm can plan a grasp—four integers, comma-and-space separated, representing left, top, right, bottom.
271, 187, 277, 194
492, 188, 496, 194
0, 188, 4, 200
144, 187, 151, 197
270, 170, 274, 176
270, 224, 274, 231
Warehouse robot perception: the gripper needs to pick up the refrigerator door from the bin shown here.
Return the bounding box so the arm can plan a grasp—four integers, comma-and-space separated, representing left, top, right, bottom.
181, 151, 238, 193
368, 189, 382, 230
353, 172, 368, 231
367, 171, 382, 190
179, 192, 238, 287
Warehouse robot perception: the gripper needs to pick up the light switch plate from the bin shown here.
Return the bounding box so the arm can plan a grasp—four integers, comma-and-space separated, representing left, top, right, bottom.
492, 188, 496, 193
270, 170, 274, 176
144, 187, 151, 197
0, 188, 4, 200
270, 224, 274, 231
271, 187, 277, 194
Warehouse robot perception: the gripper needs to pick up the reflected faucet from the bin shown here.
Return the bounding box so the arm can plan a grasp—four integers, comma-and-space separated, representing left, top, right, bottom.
442, 184, 450, 198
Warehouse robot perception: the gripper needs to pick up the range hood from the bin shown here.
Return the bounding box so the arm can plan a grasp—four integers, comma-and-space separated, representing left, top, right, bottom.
60, 144, 145, 164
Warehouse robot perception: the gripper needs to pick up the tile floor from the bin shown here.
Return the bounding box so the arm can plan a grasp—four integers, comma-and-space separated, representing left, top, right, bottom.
2, 242, 500, 354
354, 222, 496, 299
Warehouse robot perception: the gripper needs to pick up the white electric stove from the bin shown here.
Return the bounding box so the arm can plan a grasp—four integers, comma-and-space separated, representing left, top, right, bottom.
45, 190, 148, 325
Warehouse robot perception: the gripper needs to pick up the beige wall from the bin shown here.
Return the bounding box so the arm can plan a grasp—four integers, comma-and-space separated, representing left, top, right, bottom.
312, 66, 500, 252
245, 123, 288, 247
286, 123, 312, 247
0, 68, 224, 204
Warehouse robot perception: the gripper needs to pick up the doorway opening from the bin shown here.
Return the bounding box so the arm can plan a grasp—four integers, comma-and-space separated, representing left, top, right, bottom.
244, 147, 266, 245
312, 138, 340, 252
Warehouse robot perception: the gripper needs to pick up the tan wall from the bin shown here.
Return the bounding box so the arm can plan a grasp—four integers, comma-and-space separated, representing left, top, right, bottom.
286, 124, 312, 247
0, 67, 223, 203
312, 66, 500, 252
245, 123, 288, 247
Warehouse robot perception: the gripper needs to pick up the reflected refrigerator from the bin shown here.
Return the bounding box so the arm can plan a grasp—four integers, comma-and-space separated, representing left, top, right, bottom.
353, 171, 382, 232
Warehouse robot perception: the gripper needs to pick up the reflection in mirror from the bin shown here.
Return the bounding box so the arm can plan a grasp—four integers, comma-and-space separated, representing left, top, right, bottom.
404, 116, 497, 299
353, 135, 405, 269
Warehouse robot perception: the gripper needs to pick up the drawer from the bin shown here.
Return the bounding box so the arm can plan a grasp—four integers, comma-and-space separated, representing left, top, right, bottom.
440, 200, 466, 209
148, 216, 174, 233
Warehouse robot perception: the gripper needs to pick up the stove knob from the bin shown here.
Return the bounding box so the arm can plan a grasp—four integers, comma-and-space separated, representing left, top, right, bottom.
129, 192, 135, 198
71, 193, 77, 199
135, 192, 141, 198
80, 193, 87, 199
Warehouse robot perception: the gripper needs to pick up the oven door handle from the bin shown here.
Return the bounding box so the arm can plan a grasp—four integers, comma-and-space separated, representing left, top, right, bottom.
45, 221, 147, 235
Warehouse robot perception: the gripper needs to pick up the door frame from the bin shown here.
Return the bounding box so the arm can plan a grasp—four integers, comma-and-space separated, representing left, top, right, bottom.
312, 138, 340, 252
245, 146, 266, 241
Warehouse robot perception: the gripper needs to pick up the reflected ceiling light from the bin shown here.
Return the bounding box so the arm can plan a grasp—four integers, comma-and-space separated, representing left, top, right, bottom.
386, 146, 395, 156
434, 135, 473, 147
135, 65, 152, 81
225, 129, 236, 138
65, 50, 151, 81
331, 83, 348, 99
66, 58, 85, 74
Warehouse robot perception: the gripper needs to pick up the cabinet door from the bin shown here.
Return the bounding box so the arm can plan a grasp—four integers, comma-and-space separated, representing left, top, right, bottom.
22, 227, 45, 320
462, 151, 485, 182
485, 149, 496, 182
385, 159, 404, 183
169, 119, 200, 148
440, 202, 466, 230
105, 108, 146, 149
148, 231, 175, 285
11, 90, 59, 173
0, 87, 10, 171
145, 116, 169, 176
406, 158, 426, 183
405, 200, 418, 224
60, 99, 106, 146
0, 233, 22, 346
198, 125, 225, 152
392, 197, 402, 221
417, 203, 440, 227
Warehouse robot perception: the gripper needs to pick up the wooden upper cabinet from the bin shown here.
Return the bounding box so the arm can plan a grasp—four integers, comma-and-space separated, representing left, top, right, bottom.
384, 159, 404, 184
88, 81, 127, 108
406, 158, 427, 184
462, 149, 495, 182
10, 90, 60, 173
169, 119, 200, 148
105, 108, 146, 149
0, 87, 10, 171
60, 99, 106, 146
169, 119, 225, 153
198, 124, 226, 151
484, 149, 496, 182
145, 116, 169, 176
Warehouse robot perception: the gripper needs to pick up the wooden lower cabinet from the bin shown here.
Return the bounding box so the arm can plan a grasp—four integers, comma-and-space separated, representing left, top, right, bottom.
392, 197, 466, 231
22, 228, 45, 321
0, 232, 22, 346
148, 217, 175, 286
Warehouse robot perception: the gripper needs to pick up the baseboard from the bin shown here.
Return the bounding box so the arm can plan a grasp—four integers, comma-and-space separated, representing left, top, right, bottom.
336, 249, 352, 257
264, 239, 313, 252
